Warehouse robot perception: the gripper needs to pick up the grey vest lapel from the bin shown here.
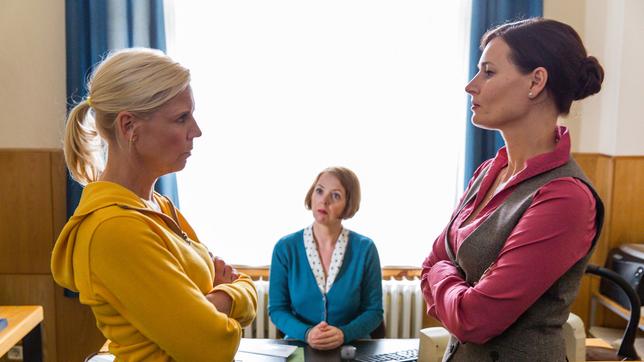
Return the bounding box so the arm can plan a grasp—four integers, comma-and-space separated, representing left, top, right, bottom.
444, 162, 491, 277
441, 159, 604, 362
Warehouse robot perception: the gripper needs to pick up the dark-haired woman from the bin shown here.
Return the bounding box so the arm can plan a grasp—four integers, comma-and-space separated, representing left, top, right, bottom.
421, 18, 605, 361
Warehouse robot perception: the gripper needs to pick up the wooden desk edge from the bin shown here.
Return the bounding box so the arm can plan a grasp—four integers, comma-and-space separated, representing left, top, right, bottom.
0, 306, 44, 357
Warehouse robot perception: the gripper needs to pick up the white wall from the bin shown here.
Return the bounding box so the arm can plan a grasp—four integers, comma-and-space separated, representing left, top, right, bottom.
614, 0, 644, 156
2, 0, 641, 156
0, 0, 66, 149
545, 0, 644, 156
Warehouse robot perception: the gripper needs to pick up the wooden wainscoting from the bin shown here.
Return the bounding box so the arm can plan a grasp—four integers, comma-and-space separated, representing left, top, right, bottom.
571, 153, 644, 331
0, 149, 104, 362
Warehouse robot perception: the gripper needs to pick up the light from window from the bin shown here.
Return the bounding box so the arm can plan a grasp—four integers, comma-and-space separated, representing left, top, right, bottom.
167, 0, 471, 267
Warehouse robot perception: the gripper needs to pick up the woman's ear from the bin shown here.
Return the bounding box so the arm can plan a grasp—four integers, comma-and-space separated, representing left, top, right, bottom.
528, 67, 548, 99
114, 111, 137, 141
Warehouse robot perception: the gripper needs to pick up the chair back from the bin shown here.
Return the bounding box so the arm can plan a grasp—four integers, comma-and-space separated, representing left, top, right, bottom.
418, 327, 450, 362
84, 352, 115, 362
564, 313, 586, 362
84, 340, 114, 362
586, 264, 641, 361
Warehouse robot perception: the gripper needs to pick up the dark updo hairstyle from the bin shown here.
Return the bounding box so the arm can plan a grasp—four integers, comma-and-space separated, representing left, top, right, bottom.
481, 18, 604, 115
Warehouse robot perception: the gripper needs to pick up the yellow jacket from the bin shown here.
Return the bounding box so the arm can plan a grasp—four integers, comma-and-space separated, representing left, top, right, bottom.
51, 181, 257, 361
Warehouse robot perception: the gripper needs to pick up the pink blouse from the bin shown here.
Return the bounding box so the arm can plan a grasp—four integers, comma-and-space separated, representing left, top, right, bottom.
421, 127, 597, 344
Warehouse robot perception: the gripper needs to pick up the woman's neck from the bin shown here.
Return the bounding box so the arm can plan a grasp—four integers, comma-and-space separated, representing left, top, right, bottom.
99, 157, 157, 201
312, 222, 343, 249
499, 110, 559, 181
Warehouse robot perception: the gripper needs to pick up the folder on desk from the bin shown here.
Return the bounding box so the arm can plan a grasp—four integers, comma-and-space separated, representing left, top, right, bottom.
235, 341, 300, 362
0, 318, 7, 332
238, 342, 297, 357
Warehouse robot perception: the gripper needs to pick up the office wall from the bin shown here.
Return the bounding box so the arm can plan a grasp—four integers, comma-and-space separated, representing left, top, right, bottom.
0, 0, 66, 149
0, 2, 107, 361
1, 0, 640, 154
545, 0, 644, 156
545, 0, 644, 330
0, 150, 106, 362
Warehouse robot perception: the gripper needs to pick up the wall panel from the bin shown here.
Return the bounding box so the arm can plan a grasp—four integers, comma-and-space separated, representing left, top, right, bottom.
572, 153, 644, 330
0, 150, 55, 274
610, 157, 644, 248
0, 149, 103, 362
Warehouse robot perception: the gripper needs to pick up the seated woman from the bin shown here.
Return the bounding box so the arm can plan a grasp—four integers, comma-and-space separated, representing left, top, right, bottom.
268, 167, 383, 350
51, 48, 257, 362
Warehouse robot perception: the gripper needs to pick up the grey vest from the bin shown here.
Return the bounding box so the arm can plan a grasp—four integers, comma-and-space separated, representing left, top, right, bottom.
442, 160, 604, 362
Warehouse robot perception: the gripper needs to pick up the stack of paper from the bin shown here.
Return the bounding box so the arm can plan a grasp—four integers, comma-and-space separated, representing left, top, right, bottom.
235, 341, 303, 362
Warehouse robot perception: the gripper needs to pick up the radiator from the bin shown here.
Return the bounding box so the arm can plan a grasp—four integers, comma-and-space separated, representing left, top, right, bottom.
243, 278, 279, 338
382, 277, 424, 338
243, 277, 425, 339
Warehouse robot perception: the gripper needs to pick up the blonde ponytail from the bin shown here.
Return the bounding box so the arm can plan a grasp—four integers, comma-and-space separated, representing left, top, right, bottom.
63, 100, 103, 185
62, 48, 190, 185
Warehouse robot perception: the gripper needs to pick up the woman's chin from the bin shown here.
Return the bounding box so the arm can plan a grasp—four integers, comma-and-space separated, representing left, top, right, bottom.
471, 117, 498, 131
161, 162, 187, 176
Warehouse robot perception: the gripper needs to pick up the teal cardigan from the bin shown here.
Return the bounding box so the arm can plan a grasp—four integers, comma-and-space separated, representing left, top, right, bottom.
268, 229, 383, 343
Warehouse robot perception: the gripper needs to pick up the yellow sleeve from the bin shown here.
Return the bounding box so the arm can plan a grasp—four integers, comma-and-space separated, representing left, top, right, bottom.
174, 203, 258, 327
212, 273, 258, 327
89, 216, 242, 362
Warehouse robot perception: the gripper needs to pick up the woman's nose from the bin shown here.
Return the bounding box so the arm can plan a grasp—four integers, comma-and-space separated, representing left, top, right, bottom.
465, 77, 477, 95
465, 75, 478, 95
190, 118, 203, 139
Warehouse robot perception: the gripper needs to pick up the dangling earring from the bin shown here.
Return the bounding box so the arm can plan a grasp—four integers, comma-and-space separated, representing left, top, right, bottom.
128, 134, 136, 153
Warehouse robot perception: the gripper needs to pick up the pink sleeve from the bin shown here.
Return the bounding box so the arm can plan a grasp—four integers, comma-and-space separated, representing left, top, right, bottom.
420, 159, 492, 318
425, 178, 597, 344
421, 231, 448, 318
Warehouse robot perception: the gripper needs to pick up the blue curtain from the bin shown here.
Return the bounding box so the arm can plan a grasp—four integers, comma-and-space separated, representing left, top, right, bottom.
66, 0, 179, 219
463, 0, 543, 185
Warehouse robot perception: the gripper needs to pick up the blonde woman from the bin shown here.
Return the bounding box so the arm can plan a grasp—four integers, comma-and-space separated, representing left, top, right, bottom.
51, 48, 257, 362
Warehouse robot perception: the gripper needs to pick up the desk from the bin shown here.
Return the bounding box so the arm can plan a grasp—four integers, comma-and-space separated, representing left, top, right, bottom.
235, 338, 642, 362
0, 306, 43, 362
236, 338, 419, 361
83, 338, 644, 362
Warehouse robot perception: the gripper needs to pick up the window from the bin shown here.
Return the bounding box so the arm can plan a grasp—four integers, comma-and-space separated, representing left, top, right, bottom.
167, 1, 471, 266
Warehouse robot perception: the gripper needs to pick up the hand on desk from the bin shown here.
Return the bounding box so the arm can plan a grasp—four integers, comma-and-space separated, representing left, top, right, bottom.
307, 321, 344, 350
